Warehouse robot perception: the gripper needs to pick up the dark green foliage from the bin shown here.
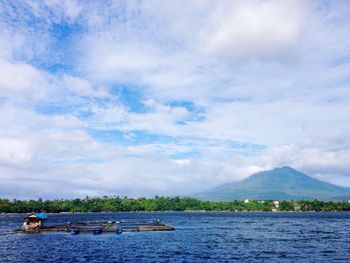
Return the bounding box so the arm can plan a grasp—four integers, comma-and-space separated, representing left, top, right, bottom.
0, 197, 350, 213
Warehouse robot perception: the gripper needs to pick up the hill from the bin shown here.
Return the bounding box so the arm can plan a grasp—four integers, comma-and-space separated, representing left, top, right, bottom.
193, 166, 350, 201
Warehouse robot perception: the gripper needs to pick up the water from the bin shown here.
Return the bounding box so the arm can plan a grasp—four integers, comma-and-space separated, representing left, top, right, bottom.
1, 212, 350, 262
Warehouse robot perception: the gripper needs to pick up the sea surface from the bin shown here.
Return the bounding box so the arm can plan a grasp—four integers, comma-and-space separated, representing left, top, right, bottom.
1, 212, 350, 262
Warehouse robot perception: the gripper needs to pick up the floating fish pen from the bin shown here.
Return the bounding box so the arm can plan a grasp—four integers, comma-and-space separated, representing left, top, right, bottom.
16, 214, 175, 235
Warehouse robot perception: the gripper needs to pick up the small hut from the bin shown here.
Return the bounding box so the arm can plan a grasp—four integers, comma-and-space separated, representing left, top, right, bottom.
22, 213, 48, 231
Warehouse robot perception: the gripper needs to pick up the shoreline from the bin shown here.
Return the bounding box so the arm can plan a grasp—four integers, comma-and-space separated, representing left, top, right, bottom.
1, 210, 350, 215
2, 197, 349, 214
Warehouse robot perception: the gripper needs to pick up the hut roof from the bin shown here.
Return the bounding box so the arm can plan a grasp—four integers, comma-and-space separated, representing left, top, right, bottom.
25, 213, 48, 220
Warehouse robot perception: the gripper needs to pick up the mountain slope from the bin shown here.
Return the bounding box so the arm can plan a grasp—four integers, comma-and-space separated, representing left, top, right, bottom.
193, 166, 350, 201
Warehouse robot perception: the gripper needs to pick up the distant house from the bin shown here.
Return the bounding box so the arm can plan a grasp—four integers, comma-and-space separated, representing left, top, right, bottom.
273, 201, 280, 208
22, 213, 48, 231
244, 199, 250, 204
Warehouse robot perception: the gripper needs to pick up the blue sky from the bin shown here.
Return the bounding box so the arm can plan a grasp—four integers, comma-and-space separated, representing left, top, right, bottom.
0, 0, 350, 199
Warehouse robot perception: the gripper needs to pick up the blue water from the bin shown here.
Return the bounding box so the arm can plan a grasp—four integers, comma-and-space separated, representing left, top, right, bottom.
1, 212, 350, 262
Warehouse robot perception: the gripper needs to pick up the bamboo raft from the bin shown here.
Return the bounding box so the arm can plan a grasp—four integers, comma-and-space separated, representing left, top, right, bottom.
16, 219, 175, 235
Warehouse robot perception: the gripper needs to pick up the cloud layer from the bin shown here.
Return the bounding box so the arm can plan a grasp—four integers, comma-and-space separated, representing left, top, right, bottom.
0, 0, 350, 199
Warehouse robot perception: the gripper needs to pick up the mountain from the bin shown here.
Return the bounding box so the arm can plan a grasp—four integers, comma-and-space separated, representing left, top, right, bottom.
193, 166, 350, 201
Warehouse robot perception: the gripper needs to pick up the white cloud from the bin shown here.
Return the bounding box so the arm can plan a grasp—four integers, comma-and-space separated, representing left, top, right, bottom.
0, 61, 49, 99
140, 0, 303, 60
200, 0, 302, 60
0, 138, 34, 166
62, 74, 106, 97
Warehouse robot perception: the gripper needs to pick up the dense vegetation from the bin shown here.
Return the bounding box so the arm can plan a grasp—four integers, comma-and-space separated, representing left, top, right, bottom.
1, 196, 350, 213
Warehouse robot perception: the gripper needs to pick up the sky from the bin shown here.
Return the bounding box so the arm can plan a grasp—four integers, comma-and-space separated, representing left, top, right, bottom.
0, 0, 350, 199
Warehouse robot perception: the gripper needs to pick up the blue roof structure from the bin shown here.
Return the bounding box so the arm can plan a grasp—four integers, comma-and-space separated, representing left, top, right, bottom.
25, 213, 48, 220
35, 213, 48, 219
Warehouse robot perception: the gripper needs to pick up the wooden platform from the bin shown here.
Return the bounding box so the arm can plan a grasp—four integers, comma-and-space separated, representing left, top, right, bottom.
16, 219, 175, 234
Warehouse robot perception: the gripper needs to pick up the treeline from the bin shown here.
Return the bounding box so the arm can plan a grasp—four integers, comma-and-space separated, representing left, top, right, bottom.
1, 196, 350, 213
